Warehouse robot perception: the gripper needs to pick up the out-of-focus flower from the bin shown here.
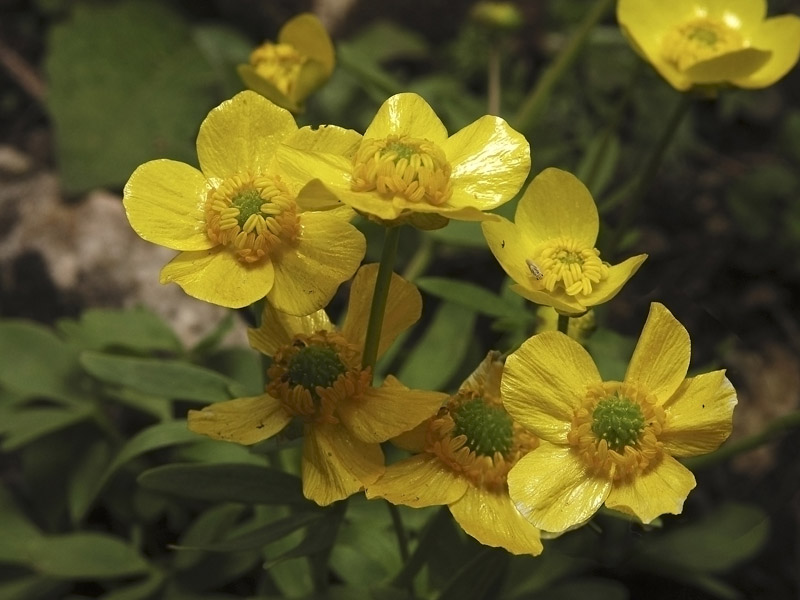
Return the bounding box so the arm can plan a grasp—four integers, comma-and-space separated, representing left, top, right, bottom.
188, 264, 446, 506
123, 91, 364, 312
617, 0, 800, 91
276, 93, 530, 227
482, 168, 646, 316
471, 2, 524, 32
367, 352, 542, 555
503, 303, 737, 533
535, 306, 596, 344
238, 13, 335, 113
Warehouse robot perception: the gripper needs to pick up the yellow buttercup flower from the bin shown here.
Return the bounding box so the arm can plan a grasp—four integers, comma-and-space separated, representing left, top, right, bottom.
123, 91, 365, 312
238, 13, 335, 113
535, 306, 596, 344
276, 93, 531, 226
617, 0, 800, 91
187, 264, 447, 506
367, 352, 543, 555
503, 303, 737, 533
482, 168, 647, 316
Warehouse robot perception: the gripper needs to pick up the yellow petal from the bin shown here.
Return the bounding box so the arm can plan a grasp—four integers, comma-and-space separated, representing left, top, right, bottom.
247, 304, 333, 358
284, 124, 362, 156
268, 212, 365, 316
509, 283, 587, 315
341, 264, 422, 360
660, 371, 737, 457
625, 302, 690, 403
279, 13, 335, 76
704, 0, 766, 29
275, 144, 356, 206
507, 443, 611, 533
605, 454, 696, 524
337, 376, 446, 443
187, 394, 290, 445
236, 64, 298, 113
458, 351, 504, 398
196, 91, 297, 181
580, 254, 648, 307
684, 47, 771, 84
514, 168, 599, 248
302, 423, 384, 506
442, 115, 530, 212
160, 248, 275, 309
366, 454, 469, 508
449, 486, 543, 556
363, 93, 448, 143
503, 331, 601, 444
391, 420, 429, 453
123, 160, 213, 251
482, 216, 540, 291
388, 196, 499, 222
735, 15, 800, 88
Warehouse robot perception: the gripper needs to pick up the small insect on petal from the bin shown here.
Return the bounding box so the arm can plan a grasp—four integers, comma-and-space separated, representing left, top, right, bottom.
526, 259, 544, 280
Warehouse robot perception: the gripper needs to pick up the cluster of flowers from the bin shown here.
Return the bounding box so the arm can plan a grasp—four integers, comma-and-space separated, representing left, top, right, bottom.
123, 0, 800, 555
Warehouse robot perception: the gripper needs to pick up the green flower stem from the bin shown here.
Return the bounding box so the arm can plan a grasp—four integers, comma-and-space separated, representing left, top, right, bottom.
683, 409, 800, 470
387, 501, 410, 563
512, 0, 615, 132
361, 225, 401, 378
605, 92, 692, 256
557, 313, 570, 334
488, 43, 501, 116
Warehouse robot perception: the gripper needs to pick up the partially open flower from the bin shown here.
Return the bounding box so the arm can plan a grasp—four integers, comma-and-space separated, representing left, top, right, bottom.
238, 13, 335, 113
617, 0, 800, 91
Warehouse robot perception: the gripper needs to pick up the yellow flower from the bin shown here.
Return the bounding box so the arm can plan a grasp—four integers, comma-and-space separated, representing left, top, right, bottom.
123, 91, 365, 312
482, 168, 647, 316
535, 306, 596, 344
237, 13, 335, 113
187, 264, 447, 506
503, 303, 737, 533
367, 352, 543, 555
617, 0, 800, 91
275, 93, 531, 226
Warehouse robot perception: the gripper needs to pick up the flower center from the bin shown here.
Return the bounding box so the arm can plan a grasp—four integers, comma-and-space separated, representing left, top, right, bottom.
530, 237, 609, 297
351, 134, 453, 206
250, 42, 308, 97
568, 382, 665, 481
426, 393, 538, 491
205, 173, 301, 264
661, 18, 746, 72
266, 332, 370, 424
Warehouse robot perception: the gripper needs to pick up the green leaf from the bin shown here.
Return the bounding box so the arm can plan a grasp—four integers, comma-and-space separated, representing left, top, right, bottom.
0, 575, 64, 600
67, 439, 112, 525
415, 277, 523, 319
428, 221, 487, 247
26, 533, 149, 578
534, 578, 629, 600
0, 485, 44, 564
436, 546, 509, 600
396, 302, 477, 390
0, 321, 82, 403
0, 405, 94, 451
100, 571, 166, 600
45, 0, 218, 193
203, 347, 264, 397
80, 351, 244, 402
138, 463, 306, 505
173, 504, 247, 571
71, 421, 203, 522
57, 307, 182, 354
635, 503, 769, 573
585, 328, 635, 381
576, 132, 621, 198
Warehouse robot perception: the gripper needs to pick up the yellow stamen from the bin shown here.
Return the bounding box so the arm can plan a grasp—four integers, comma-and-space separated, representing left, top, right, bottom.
351, 135, 453, 206
568, 382, 666, 481
530, 237, 609, 297
205, 173, 301, 264
250, 42, 307, 97
661, 17, 747, 72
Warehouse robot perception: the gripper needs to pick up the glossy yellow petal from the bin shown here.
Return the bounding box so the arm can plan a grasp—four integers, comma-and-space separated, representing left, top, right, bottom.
625, 303, 690, 403
187, 394, 290, 445
338, 376, 446, 443
605, 454, 696, 524
268, 212, 365, 316
236, 64, 298, 113
284, 124, 361, 155
617, 0, 698, 64
302, 423, 384, 506
482, 217, 540, 291
391, 420, 429, 453
247, 303, 332, 358
661, 371, 737, 457
442, 115, 530, 212
458, 351, 504, 398
684, 47, 771, 84
507, 443, 611, 533
366, 454, 469, 508
197, 91, 297, 181
275, 144, 354, 203
509, 283, 587, 315
704, 0, 766, 28
160, 248, 275, 309
389, 197, 499, 222
503, 331, 601, 444
363, 93, 448, 143
341, 264, 422, 360
123, 160, 212, 251
279, 13, 335, 76
580, 254, 648, 306
449, 486, 543, 556
735, 15, 800, 88
515, 168, 598, 248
